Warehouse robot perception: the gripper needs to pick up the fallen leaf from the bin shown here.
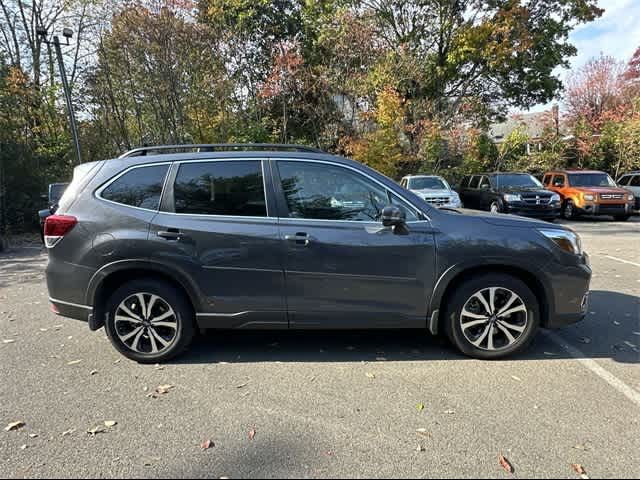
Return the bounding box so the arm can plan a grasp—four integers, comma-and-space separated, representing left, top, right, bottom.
416, 428, 431, 438
201, 439, 214, 450
5, 421, 25, 432
90, 370, 98, 376
365, 372, 376, 379
236, 382, 249, 389
416, 444, 425, 452
20, 444, 27, 450
61, 429, 75, 436
87, 426, 106, 436
39, 328, 48, 332
154, 364, 165, 371
28, 434, 38, 439
2, 339, 16, 344
416, 403, 425, 411
511, 375, 522, 382
444, 410, 455, 415
155, 384, 175, 395
499, 454, 514, 474
67, 360, 82, 366
573, 443, 590, 451
104, 421, 117, 428
572, 463, 589, 479
248, 429, 256, 441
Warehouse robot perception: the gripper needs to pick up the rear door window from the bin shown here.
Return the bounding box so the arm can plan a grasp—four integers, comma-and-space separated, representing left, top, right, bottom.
469, 176, 480, 189
100, 164, 169, 210
631, 175, 640, 187
173, 160, 267, 217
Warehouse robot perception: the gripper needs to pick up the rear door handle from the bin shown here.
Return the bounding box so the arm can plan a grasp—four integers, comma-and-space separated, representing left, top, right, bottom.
157, 228, 183, 241
285, 232, 310, 246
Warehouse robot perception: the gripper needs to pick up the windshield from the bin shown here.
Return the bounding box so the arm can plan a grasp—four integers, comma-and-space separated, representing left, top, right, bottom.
568, 173, 616, 187
407, 177, 448, 190
492, 174, 542, 189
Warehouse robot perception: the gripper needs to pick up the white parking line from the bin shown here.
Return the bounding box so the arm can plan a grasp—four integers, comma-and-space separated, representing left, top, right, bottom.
603, 255, 640, 268
544, 331, 640, 408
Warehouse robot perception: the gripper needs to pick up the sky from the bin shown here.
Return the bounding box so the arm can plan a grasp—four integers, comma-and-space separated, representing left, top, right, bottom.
528, 0, 640, 112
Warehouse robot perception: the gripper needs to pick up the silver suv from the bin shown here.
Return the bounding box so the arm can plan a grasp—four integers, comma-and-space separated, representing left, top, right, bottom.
617, 172, 640, 213
400, 175, 462, 208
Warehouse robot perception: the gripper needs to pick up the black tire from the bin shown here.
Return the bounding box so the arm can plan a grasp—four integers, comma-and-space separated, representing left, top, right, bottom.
613, 215, 630, 222
562, 200, 577, 220
104, 279, 196, 363
443, 274, 540, 360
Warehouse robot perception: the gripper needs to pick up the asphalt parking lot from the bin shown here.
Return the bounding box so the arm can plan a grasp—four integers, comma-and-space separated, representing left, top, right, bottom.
1, 217, 638, 479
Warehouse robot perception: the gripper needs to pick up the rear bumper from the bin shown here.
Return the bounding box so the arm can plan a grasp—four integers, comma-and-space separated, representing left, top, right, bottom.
49, 297, 91, 322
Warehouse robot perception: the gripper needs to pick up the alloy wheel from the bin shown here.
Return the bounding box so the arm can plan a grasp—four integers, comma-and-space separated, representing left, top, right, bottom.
490, 202, 500, 214
114, 293, 179, 355
459, 287, 528, 351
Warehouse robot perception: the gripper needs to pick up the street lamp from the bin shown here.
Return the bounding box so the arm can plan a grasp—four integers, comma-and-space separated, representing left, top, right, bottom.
36, 26, 82, 165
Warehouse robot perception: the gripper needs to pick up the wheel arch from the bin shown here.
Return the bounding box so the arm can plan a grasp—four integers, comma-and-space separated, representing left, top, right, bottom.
86, 260, 202, 331
429, 261, 552, 335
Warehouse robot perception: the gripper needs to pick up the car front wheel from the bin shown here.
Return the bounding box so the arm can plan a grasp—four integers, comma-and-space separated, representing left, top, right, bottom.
104, 279, 196, 363
444, 274, 540, 359
563, 200, 577, 220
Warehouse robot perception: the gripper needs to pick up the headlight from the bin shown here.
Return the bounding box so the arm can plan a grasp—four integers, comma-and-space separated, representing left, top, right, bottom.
628, 194, 634, 201
583, 194, 595, 201
551, 193, 561, 202
539, 229, 583, 255
503, 194, 521, 202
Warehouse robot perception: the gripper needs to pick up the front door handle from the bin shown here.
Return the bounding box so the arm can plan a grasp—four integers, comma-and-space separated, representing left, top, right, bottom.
157, 228, 183, 241
285, 232, 310, 246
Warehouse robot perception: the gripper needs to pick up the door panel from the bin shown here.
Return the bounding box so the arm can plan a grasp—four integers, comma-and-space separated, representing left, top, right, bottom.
148, 159, 286, 329
274, 160, 436, 329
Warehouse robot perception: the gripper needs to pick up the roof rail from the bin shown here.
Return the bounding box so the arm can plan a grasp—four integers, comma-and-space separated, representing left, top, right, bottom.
118, 143, 325, 158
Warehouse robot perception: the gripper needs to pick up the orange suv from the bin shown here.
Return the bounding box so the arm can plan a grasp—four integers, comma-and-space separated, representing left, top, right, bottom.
543, 170, 635, 221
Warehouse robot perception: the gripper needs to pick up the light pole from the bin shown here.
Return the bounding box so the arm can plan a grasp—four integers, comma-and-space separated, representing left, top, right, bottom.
36, 26, 82, 165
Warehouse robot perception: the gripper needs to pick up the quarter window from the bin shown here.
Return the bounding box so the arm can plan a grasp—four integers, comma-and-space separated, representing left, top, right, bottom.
277, 161, 418, 221
173, 161, 267, 217
100, 164, 169, 210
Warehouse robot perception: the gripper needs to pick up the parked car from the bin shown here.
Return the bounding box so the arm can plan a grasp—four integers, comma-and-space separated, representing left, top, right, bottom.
457, 172, 561, 221
616, 171, 640, 213
44, 144, 591, 362
543, 170, 635, 221
399, 175, 462, 209
38, 183, 69, 242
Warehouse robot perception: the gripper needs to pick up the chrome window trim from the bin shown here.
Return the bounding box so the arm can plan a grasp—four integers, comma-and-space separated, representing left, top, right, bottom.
95, 162, 173, 213
274, 158, 431, 223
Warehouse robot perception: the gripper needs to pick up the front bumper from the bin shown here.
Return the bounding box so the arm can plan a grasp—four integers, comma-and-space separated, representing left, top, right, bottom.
576, 202, 634, 216
505, 203, 561, 219
544, 252, 591, 328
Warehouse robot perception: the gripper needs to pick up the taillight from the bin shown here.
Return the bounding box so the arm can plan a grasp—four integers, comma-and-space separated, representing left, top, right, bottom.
44, 215, 77, 248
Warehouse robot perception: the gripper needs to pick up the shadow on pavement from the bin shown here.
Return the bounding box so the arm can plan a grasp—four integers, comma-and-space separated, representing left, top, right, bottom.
173, 290, 639, 366
0, 247, 47, 289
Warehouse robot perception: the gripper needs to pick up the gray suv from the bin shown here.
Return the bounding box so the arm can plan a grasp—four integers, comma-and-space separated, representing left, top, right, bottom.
45, 144, 591, 363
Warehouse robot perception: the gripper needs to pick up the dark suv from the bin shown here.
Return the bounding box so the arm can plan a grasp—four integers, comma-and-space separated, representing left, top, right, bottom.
45, 145, 591, 362
458, 173, 561, 220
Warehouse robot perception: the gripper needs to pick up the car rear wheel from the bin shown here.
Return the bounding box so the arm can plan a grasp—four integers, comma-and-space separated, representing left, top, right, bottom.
563, 200, 577, 220
443, 274, 540, 359
104, 279, 196, 363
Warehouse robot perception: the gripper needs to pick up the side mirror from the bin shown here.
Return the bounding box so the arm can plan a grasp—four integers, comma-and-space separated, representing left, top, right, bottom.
381, 205, 409, 235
